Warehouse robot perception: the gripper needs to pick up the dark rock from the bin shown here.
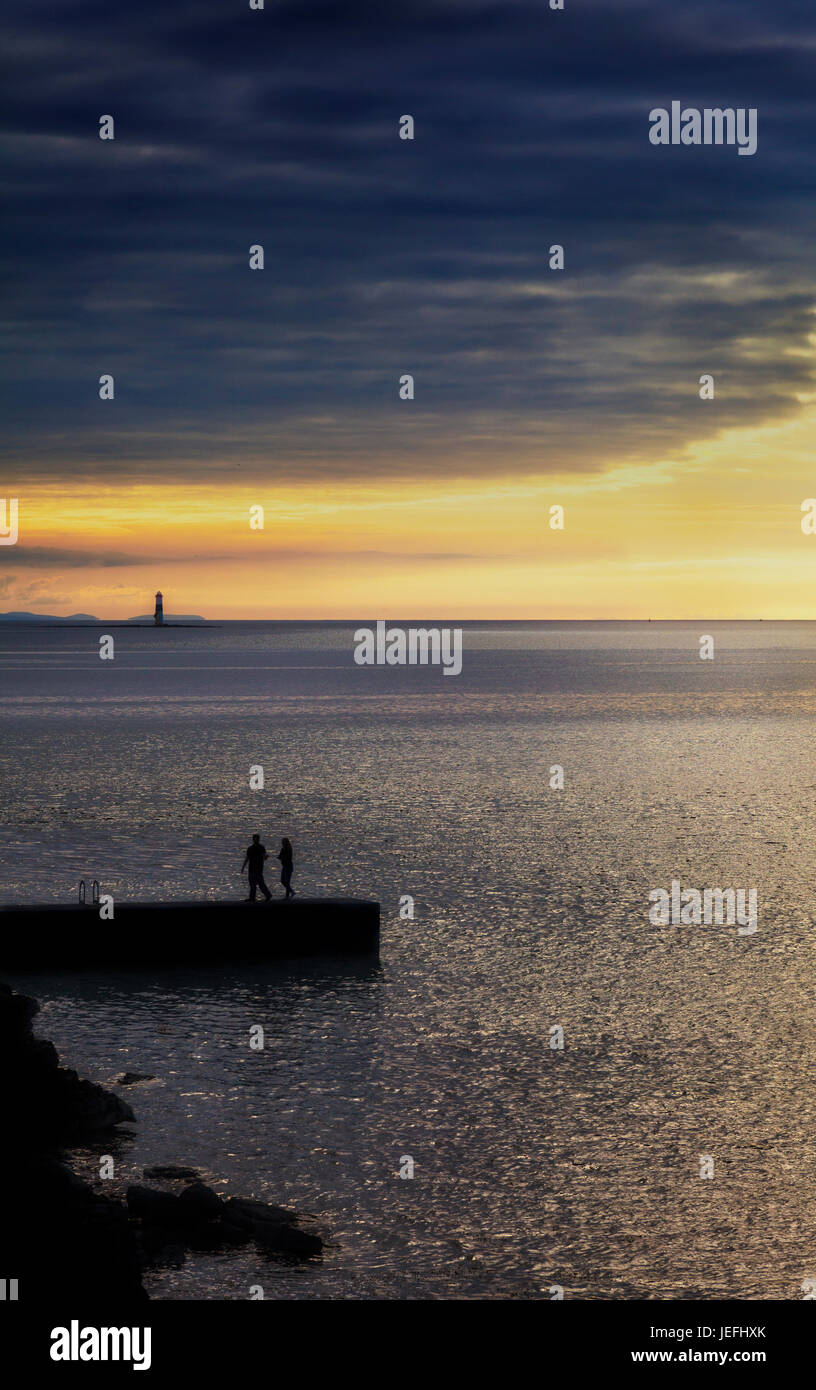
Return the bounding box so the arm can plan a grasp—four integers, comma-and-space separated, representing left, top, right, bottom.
127, 1184, 321, 1257
225, 1196, 300, 1228
70, 1074, 136, 1133
127, 1183, 223, 1230
185, 1223, 252, 1251
0, 979, 323, 1295
0, 981, 146, 1303
257, 1224, 323, 1256
178, 1182, 223, 1217
118, 1073, 156, 1086
224, 1197, 322, 1255
127, 1185, 194, 1228
0, 984, 134, 1144
29, 1037, 61, 1071
219, 1220, 254, 1247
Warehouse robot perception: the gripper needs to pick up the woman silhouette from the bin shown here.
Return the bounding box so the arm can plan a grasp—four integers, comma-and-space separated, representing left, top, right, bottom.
278, 837, 295, 899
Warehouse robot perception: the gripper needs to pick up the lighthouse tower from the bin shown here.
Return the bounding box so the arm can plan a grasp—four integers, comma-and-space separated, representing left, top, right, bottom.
154, 591, 164, 626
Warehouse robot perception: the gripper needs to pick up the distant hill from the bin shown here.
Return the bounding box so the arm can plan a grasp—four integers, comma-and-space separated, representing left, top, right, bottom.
0, 611, 99, 623
0, 611, 206, 623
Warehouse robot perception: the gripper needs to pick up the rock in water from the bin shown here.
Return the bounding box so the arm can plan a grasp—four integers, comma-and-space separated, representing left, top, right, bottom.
178, 1182, 224, 1217
224, 1197, 323, 1254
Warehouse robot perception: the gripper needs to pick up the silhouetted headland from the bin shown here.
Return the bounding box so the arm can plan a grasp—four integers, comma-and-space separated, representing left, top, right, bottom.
0, 610, 211, 626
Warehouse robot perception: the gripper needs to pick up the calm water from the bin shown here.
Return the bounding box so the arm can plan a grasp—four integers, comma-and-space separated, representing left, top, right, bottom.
2, 620, 816, 1299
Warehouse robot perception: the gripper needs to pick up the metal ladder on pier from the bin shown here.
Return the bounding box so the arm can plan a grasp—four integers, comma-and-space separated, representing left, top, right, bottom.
78, 879, 100, 906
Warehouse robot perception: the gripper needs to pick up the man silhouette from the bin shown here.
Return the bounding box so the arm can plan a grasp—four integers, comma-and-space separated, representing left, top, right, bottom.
241, 833, 272, 902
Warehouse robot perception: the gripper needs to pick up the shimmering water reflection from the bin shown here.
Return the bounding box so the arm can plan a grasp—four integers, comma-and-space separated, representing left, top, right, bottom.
2, 623, 816, 1298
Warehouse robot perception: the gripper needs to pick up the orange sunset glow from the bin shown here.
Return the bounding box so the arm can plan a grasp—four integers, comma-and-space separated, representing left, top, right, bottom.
7, 381, 816, 619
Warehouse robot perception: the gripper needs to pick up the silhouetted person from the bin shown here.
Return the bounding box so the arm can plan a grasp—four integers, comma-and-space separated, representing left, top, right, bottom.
278, 837, 295, 899
241, 833, 271, 902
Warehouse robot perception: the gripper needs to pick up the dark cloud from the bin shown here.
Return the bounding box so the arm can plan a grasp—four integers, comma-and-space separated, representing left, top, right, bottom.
1, 0, 814, 485
1, 542, 515, 568
0, 545, 141, 567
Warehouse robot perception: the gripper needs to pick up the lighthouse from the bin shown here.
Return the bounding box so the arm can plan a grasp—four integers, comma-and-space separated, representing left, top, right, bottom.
154, 591, 164, 626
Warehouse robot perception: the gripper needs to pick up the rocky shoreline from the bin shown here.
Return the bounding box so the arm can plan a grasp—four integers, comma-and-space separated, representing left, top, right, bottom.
0, 981, 322, 1302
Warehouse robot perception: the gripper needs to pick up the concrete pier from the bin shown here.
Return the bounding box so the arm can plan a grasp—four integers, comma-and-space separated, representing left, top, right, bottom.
0, 897, 380, 968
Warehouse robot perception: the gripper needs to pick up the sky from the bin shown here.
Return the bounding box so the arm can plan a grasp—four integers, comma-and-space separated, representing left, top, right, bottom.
2, 0, 815, 618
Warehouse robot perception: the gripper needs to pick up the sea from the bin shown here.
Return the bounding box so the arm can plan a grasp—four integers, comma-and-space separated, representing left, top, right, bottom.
1, 619, 815, 1300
